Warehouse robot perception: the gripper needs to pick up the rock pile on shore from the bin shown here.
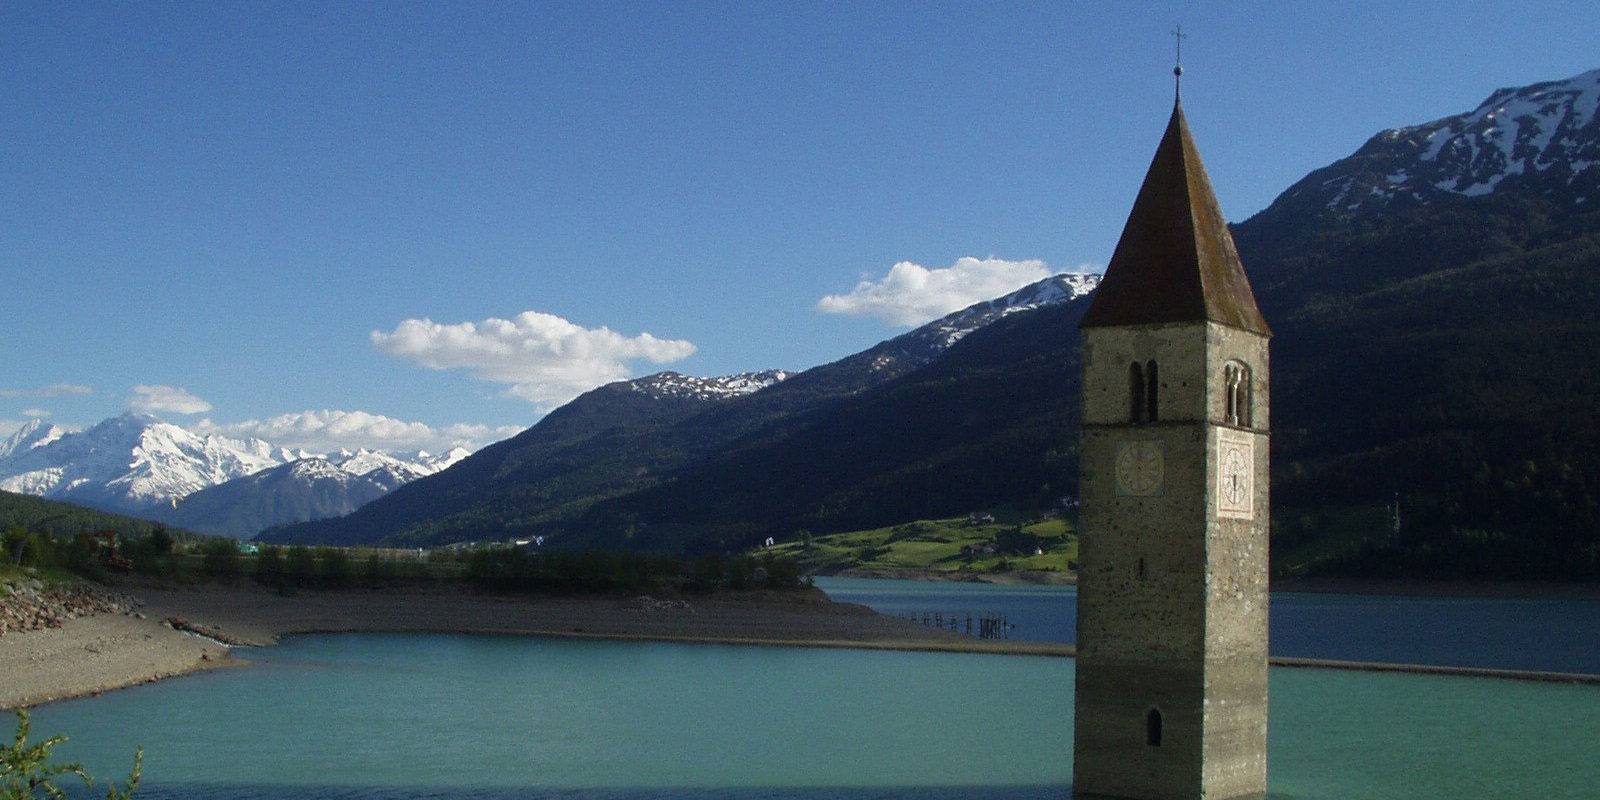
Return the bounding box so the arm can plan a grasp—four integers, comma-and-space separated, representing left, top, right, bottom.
0, 574, 140, 637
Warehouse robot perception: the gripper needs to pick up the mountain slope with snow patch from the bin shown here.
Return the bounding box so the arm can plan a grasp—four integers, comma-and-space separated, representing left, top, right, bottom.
1257, 67, 1600, 221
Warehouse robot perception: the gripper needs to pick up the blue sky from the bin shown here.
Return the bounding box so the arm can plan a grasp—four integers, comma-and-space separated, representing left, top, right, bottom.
3, 1, 1594, 453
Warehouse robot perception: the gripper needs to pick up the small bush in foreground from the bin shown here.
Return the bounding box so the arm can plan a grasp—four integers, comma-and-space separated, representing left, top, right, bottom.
1, 707, 141, 800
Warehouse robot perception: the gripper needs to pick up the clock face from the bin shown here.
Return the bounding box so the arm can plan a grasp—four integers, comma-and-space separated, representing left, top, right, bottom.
1223, 450, 1249, 504
1114, 440, 1164, 497
1216, 429, 1255, 520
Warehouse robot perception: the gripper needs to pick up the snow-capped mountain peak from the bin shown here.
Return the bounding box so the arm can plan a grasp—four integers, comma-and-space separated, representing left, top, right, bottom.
0, 413, 487, 523
284, 458, 352, 481
426, 447, 471, 471
0, 413, 283, 510
876, 272, 1101, 367
1410, 67, 1599, 199
1268, 67, 1600, 218
323, 447, 466, 492
628, 370, 794, 401
0, 419, 68, 460
331, 448, 408, 477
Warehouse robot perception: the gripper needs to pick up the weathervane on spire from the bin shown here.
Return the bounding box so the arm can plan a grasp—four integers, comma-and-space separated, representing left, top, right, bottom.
1172, 24, 1186, 100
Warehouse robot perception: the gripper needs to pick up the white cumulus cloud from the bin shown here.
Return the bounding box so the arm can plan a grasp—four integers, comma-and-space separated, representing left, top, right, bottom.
195, 410, 523, 454
371, 310, 697, 411
816, 256, 1058, 327
127, 385, 213, 415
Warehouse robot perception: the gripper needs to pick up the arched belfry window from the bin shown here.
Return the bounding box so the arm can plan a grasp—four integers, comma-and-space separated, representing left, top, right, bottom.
1225, 361, 1252, 427
1146, 709, 1163, 747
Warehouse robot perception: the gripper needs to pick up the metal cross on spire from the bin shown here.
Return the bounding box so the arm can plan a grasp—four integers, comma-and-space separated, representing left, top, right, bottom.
1172, 24, 1187, 100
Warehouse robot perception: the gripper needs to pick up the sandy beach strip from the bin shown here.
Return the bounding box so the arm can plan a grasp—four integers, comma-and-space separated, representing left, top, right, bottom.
2, 581, 1066, 710
0, 612, 235, 710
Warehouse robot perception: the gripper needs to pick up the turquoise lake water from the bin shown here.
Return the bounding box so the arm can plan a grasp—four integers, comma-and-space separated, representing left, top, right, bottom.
14, 581, 1600, 799
816, 577, 1600, 672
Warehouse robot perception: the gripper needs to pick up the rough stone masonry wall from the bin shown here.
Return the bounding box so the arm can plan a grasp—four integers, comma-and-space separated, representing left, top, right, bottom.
1076, 321, 1271, 800
1203, 321, 1271, 660
1201, 321, 1271, 800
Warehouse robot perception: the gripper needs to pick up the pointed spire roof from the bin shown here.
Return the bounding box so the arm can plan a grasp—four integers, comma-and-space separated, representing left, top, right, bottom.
1080, 100, 1269, 335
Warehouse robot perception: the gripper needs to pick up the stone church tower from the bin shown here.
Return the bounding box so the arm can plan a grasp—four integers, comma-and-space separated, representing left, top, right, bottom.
1072, 96, 1271, 800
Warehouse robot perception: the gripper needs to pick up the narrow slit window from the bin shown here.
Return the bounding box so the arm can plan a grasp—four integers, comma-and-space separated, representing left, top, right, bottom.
1129, 362, 1145, 423
1146, 709, 1163, 747
1145, 360, 1159, 422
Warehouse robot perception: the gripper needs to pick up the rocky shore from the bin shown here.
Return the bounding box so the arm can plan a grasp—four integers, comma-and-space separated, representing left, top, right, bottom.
1, 575, 142, 637
2, 573, 235, 710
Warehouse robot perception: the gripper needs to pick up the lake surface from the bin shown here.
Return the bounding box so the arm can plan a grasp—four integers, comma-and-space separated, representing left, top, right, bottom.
816, 577, 1600, 673
16, 580, 1600, 799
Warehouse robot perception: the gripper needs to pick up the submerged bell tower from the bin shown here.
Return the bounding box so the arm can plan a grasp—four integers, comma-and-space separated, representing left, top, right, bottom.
1072, 82, 1272, 800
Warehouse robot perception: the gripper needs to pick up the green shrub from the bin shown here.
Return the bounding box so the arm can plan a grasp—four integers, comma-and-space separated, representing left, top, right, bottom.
144, 529, 173, 556
284, 546, 317, 584
1, 707, 141, 800
254, 546, 286, 586
3, 529, 48, 569
363, 552, 395, 585
316, 547, 350, 588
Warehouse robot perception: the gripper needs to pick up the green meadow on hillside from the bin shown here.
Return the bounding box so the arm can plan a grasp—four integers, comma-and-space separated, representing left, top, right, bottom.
767, 514, 1077, 578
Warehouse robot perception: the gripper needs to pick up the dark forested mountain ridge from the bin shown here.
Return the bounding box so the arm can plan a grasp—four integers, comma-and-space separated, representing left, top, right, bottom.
1, 490, 182, 542
1233, 67, 1600, 579
1247, 206, 1600, 579
259, 370, 790, 546
260, 276, 1098, 547
565, 299, 1088, 554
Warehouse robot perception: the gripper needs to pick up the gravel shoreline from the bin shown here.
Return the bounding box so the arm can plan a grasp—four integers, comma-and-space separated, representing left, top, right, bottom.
1, 578, 1066, 710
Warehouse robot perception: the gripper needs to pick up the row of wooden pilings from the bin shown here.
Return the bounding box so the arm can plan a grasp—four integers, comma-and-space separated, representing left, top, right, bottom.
903, 610, 1012, 639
